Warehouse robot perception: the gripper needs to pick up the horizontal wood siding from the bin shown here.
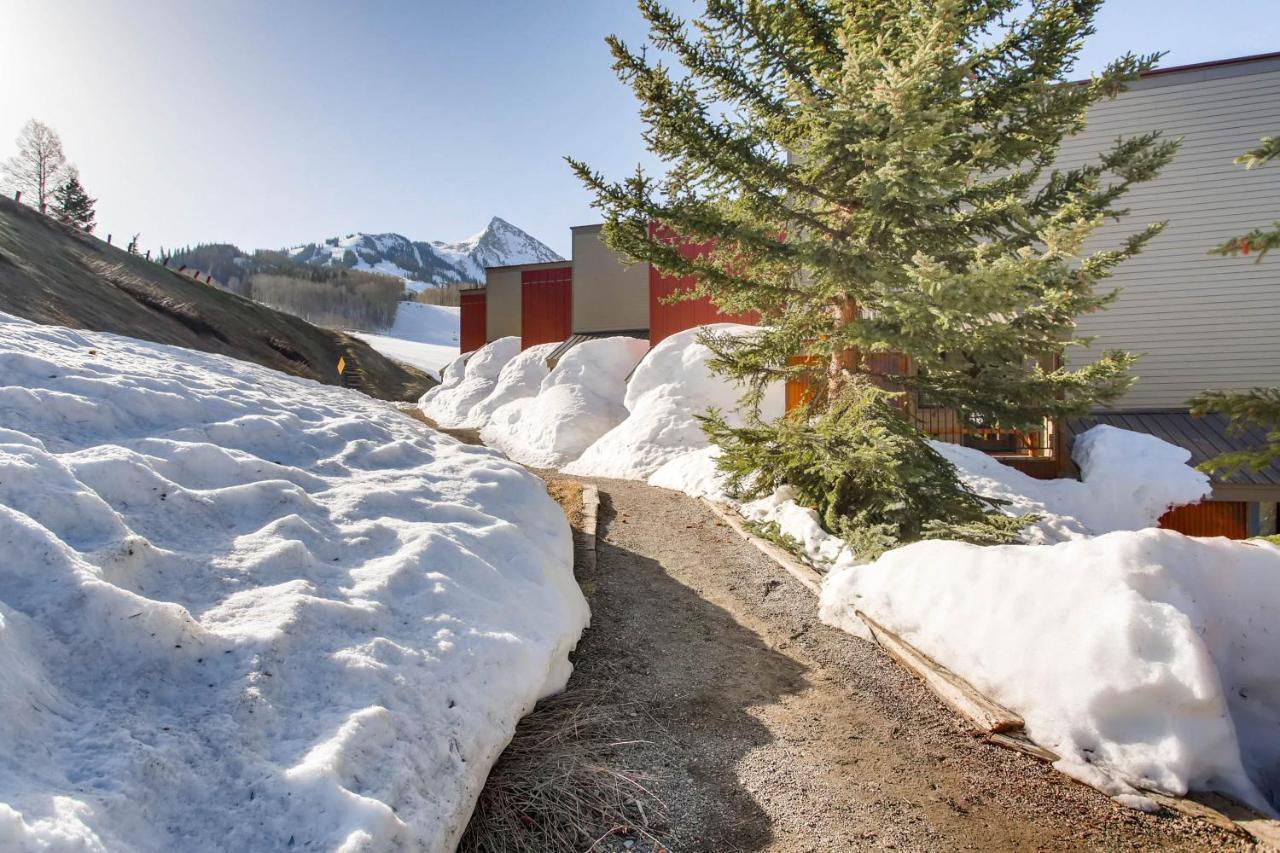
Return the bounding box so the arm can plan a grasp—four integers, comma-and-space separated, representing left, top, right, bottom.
1062, 58, 1280, 408
1159, 500, 1249, 538
648, 223, 758, 345
521, 266, 573, 349
459, 291, 486, 353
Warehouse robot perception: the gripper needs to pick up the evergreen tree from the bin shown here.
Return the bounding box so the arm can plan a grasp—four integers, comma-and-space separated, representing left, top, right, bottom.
1190, 133, 1280, 476
571, 0, 1177, 553
51, 172, 96, 232
701, 377, 1032, 558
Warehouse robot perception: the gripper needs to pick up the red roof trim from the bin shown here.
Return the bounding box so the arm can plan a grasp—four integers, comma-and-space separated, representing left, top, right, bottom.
1137, 50, 1280, 79
1071, 51, 1280, 86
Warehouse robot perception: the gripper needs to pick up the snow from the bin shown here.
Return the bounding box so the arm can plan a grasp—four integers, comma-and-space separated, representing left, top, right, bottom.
461, 342, 560, 430
0, 313, 588, 851
819, 532, 1280, 815
931, 425, 1211, 544
564, 325, 783, 479
639, 380, 1273, 813
754, 425, 1276, 813
351, 333, 454, 376
725, 426, 1214, 574
481, 337, 651, 469
351, 302, 460, 376
418, 337, 521, 427
741, 486, 858, 568
647, 445, 730, 500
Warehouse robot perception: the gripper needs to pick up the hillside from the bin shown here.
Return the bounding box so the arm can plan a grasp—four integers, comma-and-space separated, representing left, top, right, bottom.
171, 217, 562, 293
0, 196, 434, 401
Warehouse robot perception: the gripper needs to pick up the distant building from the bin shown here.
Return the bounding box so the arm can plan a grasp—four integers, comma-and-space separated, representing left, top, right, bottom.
458, 224, 746, 353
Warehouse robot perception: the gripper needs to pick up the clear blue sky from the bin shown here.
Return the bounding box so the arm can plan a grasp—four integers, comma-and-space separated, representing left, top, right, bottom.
2, 1, 1276, 258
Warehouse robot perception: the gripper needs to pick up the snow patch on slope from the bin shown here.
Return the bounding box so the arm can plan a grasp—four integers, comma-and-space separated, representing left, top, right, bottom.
351, 302, 460, 375
0, 313, 587, 851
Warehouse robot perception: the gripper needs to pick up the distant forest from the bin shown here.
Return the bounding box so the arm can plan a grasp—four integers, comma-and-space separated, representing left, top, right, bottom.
167, 243, 462, 330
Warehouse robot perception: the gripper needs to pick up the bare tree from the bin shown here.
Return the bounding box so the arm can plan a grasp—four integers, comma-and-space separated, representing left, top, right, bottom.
2, 119, 69, 212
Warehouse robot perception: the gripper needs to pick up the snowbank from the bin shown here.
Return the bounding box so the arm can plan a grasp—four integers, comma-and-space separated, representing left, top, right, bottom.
932, 425, 1211, 543
565, 325, 783, 479
726, 425, 1215, 574
648, 445, 730, 499
461, 342, 560, 429
820, 532, 1280, 814
418, 336, 520, 427
481, 337, 650, 469
0, 314, 588, 851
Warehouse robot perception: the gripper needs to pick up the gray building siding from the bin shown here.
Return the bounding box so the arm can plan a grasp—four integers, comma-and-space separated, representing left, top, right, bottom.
484, 267, 522, 341
570, 225, 650, 334
1062, 55, 1280, 409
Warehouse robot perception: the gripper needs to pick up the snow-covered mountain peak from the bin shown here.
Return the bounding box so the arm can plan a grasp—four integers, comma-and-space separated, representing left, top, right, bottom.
285, 218, 562, 292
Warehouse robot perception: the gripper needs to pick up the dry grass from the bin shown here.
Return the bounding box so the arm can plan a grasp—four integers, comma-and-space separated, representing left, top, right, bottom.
458, 666, 669, 853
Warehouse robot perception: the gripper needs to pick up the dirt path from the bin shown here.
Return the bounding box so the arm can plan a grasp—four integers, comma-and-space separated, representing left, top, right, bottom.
556, 477, 1244, 852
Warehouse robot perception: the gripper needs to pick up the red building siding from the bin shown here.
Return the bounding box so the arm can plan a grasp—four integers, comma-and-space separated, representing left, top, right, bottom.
521, 266, 573, 349
648, 223, 758, 345
1159, 500, 1249, 538
459, 290, 486, 353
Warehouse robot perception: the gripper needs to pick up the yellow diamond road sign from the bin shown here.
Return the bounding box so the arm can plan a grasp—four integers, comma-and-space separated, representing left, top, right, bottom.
337, 356, 346, 375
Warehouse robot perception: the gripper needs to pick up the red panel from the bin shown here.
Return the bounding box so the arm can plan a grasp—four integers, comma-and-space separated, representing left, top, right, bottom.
1159, 500, 1248, 538
521, 266, 573, 349
648, 222, 758, 346
459, 291, 486, 353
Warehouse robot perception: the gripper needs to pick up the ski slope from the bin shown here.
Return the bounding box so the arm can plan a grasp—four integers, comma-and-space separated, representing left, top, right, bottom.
351, 302, 460, 377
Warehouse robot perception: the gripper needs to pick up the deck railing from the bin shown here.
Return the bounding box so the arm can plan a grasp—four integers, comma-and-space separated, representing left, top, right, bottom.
912, 406, 1057, 459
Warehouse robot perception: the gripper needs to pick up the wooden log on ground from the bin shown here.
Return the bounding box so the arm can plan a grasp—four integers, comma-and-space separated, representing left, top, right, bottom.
856, 610, 1025, 735
580, 485, 600, 572
984, 731, 1058, 763
701, 498, 823, 594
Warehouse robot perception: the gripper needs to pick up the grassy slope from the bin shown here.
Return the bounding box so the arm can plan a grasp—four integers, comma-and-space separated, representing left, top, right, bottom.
0, 196, 434, 401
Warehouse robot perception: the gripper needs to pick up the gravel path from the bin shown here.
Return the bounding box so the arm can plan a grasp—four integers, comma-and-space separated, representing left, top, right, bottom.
566, 476, 1246, 852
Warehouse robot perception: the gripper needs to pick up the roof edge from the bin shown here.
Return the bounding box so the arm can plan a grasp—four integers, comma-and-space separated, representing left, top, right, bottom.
483, 259, 573, 273
1071, 50, 1280, 86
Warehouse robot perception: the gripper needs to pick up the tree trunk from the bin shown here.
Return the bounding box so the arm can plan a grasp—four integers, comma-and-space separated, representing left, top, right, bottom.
827, 296, 860, 397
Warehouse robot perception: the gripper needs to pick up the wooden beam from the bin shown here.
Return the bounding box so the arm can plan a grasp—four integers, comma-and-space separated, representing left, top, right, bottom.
856, 610, 1025, 735
701, 498, 823, 593
580, 485, 600, 572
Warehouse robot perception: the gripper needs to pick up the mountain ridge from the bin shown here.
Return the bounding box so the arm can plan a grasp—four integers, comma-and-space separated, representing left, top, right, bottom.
168, 217, 563, 293
284, 216, 562, 291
